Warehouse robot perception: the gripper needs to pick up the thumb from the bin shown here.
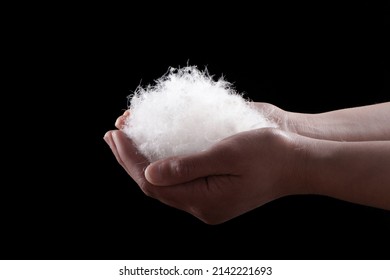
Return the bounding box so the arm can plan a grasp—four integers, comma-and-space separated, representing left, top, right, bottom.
145, 147, 231, 186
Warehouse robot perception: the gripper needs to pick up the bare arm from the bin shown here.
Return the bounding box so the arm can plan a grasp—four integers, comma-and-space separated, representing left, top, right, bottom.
104, 126, 390, 224
104, 103, 390, 224
303, 137, 390, 210
256, 102, 390, 141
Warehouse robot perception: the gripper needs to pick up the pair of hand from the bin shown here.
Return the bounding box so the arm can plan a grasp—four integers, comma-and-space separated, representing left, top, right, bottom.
104, 102, 390, 224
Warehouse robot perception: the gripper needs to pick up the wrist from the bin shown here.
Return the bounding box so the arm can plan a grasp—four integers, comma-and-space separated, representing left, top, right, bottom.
275, 131, 314, 197
285, 111, 331, 141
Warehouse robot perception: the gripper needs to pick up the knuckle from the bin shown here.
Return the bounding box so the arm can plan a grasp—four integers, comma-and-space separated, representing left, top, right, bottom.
171, 159, 193, 179
213, 142, 241, 171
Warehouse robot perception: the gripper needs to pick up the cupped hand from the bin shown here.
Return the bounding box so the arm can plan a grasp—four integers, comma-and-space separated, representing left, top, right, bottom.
104, 111, 307, 224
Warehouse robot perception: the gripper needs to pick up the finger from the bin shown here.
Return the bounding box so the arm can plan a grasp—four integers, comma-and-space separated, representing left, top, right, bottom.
115, 110, 130, 129
104, 130, 131, 175
144, 145, 234, 186
108, 130, 155, 196
104, 130, 207, 208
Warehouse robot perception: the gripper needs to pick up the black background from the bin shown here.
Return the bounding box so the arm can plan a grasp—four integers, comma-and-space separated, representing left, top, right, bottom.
2, 3, 389, 259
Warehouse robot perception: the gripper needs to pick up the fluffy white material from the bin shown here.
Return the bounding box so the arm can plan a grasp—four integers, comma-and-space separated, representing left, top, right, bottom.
122, 66, 275, 162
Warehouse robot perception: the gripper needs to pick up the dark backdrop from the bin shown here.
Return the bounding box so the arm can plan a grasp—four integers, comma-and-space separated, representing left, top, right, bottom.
2, 3, 389, 260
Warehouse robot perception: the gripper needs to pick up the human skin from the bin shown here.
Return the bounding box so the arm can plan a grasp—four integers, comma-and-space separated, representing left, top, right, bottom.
104, 102, 390, 224
254, 102, 390, 141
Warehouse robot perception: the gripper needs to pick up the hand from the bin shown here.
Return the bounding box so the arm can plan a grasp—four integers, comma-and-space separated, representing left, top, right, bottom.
104, 114, 307, 224
105, 102, 390, 224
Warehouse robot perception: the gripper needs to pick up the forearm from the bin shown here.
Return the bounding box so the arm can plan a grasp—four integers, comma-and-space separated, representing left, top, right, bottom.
286, 102, 390, 141
304, 138, 390, 210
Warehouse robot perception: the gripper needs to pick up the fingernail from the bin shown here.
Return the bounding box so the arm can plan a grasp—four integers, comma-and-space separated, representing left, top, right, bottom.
145, 163, 163, 185
145, 164, 154, 183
